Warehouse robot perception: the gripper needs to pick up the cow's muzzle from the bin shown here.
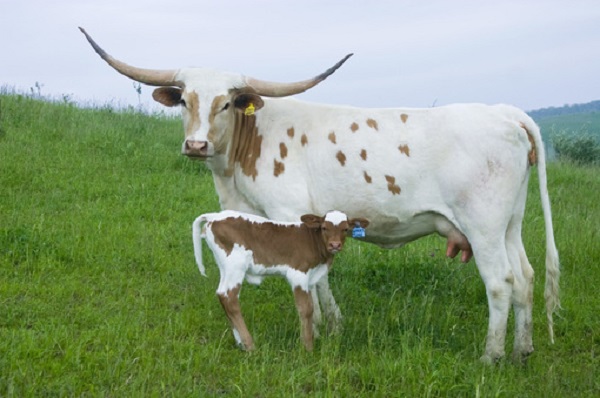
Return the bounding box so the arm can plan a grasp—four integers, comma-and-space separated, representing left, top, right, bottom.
182, 140, 209, 158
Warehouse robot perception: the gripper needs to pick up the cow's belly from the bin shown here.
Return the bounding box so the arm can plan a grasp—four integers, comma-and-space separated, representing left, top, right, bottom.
349, 211, 459, 248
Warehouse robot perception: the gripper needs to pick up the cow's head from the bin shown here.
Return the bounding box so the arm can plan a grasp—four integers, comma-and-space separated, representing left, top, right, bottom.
79, 28, 351, 160
301, 211, 369, 254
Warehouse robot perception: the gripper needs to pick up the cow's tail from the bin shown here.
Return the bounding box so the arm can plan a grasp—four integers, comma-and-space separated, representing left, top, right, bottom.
523, 116, 561, 343
192, 215, 208, 277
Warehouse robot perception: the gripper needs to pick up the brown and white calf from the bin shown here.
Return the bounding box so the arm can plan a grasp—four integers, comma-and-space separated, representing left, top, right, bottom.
192, 210, 369, 351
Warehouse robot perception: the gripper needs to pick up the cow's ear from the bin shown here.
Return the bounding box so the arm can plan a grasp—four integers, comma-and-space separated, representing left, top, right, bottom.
233, 93, 265, 114
349, 218, 370, 228
152, 87, 183, 107
301, 214, 323, 229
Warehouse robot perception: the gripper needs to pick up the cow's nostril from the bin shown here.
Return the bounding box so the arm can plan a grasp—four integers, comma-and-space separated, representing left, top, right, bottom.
183, 140, 208, 157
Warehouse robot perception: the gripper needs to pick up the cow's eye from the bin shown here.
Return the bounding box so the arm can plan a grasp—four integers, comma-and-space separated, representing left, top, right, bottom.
179, 99, 187, 108
222, 103, 230, 111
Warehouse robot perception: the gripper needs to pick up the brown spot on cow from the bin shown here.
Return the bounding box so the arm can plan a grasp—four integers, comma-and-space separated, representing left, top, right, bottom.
279, 142, 288, 159
226, 107, 262, 180
301, 134, 308, 147
336, 151, 347, 166
287, 127, 295, 139
184, 91, 201, 139
328, 132, 337, 144
398, 144, 410, 157
385, 175, 401, 195
274, 159, 285, 177
363, 171, 372, 183
520, 122, 537, 165
360, 149, 367, 161
350, 122, 359, 132
400, 113, 409, 123
366, 118, 379, 131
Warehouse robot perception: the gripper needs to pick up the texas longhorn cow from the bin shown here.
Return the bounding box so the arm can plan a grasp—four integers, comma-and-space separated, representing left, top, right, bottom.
80, 27, 559, 363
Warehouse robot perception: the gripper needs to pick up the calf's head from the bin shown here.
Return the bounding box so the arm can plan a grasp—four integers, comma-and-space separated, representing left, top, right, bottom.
301, 211, 370, 254
79, 28, 351, 159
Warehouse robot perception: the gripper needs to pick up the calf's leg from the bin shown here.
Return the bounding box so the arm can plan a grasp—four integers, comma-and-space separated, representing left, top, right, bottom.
293, 286, 314, 351
218, 284, 255, 351
315, 274, 342, 333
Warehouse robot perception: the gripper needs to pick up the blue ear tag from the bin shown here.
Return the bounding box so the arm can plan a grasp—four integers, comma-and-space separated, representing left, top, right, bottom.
352, 223, 366, 238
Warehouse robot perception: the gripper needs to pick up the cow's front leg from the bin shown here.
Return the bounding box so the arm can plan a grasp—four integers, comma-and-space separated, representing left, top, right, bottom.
315, 273, 342, 333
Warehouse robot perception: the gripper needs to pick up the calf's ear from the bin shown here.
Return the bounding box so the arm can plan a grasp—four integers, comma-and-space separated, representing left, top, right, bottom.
349, 218, 370, 228
301, 214, 324, 229
152, 87, 183, 107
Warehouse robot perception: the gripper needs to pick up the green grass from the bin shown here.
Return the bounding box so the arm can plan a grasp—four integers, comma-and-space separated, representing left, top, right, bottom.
1, 93, 599, 396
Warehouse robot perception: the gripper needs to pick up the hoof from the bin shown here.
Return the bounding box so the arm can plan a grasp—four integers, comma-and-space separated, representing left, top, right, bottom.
511, 348, 534, 364
479, 353, 503, 365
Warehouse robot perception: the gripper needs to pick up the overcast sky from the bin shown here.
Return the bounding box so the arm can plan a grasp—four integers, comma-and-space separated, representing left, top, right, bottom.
2, 0, 599, 112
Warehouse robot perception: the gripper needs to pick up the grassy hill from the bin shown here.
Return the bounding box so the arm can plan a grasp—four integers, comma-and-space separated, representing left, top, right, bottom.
1, 93, 599, 396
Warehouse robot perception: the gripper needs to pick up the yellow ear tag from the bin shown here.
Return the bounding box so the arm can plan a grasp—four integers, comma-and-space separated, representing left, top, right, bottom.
244, 102, 255, 116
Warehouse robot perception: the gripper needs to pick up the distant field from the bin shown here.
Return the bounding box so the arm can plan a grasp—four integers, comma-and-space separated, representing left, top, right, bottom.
536, 112, 600, 138
1, 94, 598, 396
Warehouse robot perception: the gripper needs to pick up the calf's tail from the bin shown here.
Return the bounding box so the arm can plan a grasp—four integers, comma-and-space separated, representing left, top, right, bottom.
192, 215, 208, 277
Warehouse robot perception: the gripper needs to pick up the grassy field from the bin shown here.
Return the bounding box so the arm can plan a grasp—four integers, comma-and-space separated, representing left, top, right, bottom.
1, 94, 598, 396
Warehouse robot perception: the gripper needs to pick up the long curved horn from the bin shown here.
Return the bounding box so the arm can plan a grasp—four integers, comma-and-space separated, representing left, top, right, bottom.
245, 53, 353, 97
79, 27, 181, 87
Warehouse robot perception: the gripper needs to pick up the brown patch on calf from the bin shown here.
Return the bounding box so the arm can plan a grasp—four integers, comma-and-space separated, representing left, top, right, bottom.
287, 127, 295, 139
210, 217, 335, 272
280, 142, 288, 159
350, 122, 359, 132
301, 134, 308, 146
398, 144, 410, 157
385, 175, 401, 195
363, 171, 372, 183
366, 118, 379, 131
400, 113, 409, 123
328, 132, 337, 144
227, 107, 262, 180
336, 151, 347, 166
360, 149, 367, 161
520, 122, 537, 165
274, 159, 285, 177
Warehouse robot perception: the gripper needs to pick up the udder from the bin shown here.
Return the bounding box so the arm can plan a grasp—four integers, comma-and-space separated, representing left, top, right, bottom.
446, 232, 473, 263
435, 216, 473, 263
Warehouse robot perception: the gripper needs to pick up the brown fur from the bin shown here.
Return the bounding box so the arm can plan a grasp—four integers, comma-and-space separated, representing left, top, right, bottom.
301, 134, 308, 146
350, 122, 359, 132
336, 151, 347, 166
398, 144, 410, 157
210, 218, 342, 272
400, 113, 409, 123
364, 171, 372, 183
279, 142, 288, 159
227, 110, 263, 180
274, 159, 285, 177
328, 132, 337, 144
366, 118, 379, 131
385, 175, 401, 195
521, 122, 538, 165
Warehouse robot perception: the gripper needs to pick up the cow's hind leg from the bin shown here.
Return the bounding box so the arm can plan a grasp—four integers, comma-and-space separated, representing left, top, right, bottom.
506, 187, 535, 362
469, 235, 514, 364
